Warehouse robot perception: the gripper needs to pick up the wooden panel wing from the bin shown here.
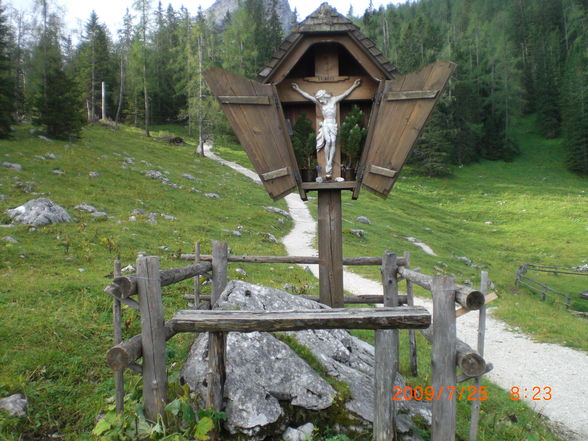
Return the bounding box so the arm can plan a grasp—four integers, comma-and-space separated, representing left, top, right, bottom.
205, 67, 303, 201
356, 61, 456, 199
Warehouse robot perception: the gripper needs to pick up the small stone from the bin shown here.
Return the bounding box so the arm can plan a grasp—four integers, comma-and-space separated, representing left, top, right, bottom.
283, 283, 294, 292
38, 135, 52, 143
189, 187, 200, 193
263, 232, 278, 243
264, 206, 291, 218
140, 160, 152, 167
129, 215, 137, 222
148, 213, 158, 224
130, 208, 145, 215
145, 170, 167, 181
159, 245, 170, 251
52, 169, 65, 175
2, 236, 18, 244
235, 268, 247, 278
182, 173, 196, 181
484, 221, 493, 225
204, 193, 220, 199
14, 182, 34, 193
91, 211, 108, 219
89, 171, 100, 178
160, 213, 177, 221
457, 256, 473, 266
124, 157, 135, 165
44, 153, 57, 160
350, 229, 365, 238
0, 194, 6, 201
356, 216, 371, 225
121, 265, 135, 273
75, 204, 98, 213
0, 393, 27, 417
278, 217, 285, 224
78, 268, 85, 272
2, 162, 23, 171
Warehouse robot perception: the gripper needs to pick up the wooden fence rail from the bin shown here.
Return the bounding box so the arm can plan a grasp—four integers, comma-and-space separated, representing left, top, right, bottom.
515, 264, 572, 307
106, 243, 490, 440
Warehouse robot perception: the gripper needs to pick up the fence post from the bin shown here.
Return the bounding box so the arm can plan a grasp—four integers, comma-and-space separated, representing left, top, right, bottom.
404, 251, 418, 377
137, 255, 167, 421
374, 251, 398, 441
431, 275, 457, 441
207, 241, 228, 413
193, 241, 201, 309
113, 257, 124, 414
469, 271, 488, 441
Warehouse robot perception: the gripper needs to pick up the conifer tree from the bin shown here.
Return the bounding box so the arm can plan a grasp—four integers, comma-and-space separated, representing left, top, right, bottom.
30, 0, 83, 138
0, 1, 15, 138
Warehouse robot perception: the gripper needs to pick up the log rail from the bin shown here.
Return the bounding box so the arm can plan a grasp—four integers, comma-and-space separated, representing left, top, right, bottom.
104, 244, 491, 441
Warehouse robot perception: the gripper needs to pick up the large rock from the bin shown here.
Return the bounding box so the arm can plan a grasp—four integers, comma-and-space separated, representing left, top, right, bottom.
181, 281, 431, 440
206, 0, 295, 33
6, 198, 72, 227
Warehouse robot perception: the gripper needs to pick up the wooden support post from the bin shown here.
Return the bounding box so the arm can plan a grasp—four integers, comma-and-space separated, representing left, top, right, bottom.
404, 251, 418, 377
374, 251, 398, 441
193, 242, 201, 309
137, 256, 167, 421
113, 257, 124, 414
211, 241, 228, 306
469, 271, 488, 441
431, 275, 457, 441
318, 190, 343, 307
207, 241, 228, 414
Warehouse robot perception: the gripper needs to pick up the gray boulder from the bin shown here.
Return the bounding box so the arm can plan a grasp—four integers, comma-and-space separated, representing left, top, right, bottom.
0, 394, 27, 417
356, 216, 371, 225
74, 204, 108, 219
7, 198, 72, 227
181, 281, 431, 440
2, 162, 23, 171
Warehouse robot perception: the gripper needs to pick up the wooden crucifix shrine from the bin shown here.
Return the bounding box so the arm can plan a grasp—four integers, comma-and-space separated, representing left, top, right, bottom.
205, 3, 455, 307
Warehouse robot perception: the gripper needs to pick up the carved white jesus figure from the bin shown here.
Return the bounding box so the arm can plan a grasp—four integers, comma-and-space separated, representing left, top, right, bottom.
291, 79, 361, 177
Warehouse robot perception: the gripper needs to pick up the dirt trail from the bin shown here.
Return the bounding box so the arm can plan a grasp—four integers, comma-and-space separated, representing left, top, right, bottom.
205, 142, 588, 440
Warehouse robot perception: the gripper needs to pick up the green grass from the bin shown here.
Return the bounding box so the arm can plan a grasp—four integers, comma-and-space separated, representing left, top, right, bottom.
0, 116, 582, 440
0, 123, 315, 439
215, 116, 588, 351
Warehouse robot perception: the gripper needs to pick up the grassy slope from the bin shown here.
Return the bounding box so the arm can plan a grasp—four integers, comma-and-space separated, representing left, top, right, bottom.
0, 124, 316, 439
216, 116, 588, 350
0, 117, 582, 440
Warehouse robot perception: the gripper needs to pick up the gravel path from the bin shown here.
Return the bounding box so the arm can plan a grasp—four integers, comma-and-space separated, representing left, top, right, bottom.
204, 143, 588, 440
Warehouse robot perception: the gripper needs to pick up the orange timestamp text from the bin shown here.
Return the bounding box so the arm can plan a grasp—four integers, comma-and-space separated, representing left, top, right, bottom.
510, 386, 552, 401
392, 386, 488, 401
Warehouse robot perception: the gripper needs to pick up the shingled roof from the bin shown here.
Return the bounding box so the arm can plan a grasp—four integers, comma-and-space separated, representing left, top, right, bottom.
257, 2, 397, 82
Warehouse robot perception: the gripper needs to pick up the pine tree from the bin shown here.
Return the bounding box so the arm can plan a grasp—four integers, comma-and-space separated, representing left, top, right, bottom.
0, 1, 15, 138
30, 1, 83, 138
291, 113, 316, 169
340, 105, 367, 169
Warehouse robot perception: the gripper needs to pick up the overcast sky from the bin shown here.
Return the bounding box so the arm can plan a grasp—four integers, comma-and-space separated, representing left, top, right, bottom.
7, 0, 405, 38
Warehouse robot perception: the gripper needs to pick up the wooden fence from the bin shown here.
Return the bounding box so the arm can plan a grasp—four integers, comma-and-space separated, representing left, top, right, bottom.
515, 263, 588, 307
104, 241, 493, 441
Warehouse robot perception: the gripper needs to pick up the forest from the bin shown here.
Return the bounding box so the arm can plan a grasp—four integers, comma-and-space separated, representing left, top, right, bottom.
0, 0, 587, 176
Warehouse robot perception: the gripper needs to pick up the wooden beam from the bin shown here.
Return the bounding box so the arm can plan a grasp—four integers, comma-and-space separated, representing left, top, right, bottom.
107, 261, 213, 299
369, 164, 397, 178
137, 256, 167, 422
431, 275, 457, 441
107, 323, 178, 371
386, 90, 438, 101
318, 190, 343, 307
184, 294, 409, 305
404, 251, 418, 377
397, 266, 485, 310
218, 96, 271, 105
261, 167, 290, 181
374, 251, 399, 441
179, 254, 407, 267
170, 307, 431, 333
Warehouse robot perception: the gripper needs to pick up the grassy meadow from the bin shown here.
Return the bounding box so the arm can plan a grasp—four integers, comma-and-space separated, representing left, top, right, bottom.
0, 116, 584, 440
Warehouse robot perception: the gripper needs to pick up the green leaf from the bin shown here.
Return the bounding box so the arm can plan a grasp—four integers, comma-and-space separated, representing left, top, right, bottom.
165, 398, 182, 417
193, 416, 214, 441
92, 417, 112, 436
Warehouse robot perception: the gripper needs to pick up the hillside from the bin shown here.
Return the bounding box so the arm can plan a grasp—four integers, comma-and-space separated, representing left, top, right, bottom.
0, 120, 585, 440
